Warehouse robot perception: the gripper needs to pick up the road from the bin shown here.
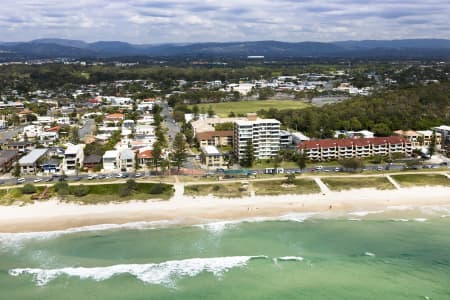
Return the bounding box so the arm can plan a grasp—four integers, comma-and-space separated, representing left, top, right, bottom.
161, 101, 179, 144
79, 119, 96, 140
0, 126, 23, 144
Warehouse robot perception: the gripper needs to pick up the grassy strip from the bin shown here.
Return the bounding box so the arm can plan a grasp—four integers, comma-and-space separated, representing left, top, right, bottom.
184, 183, 249, 198
252, 178, 320, 196
391, 174, 450, 188
189, 100, 309, 117
322, 177, 394, 191
0, 182, 174, 205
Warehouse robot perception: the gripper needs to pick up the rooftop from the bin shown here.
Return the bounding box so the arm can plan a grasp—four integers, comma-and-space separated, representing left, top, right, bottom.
298, 136, 409, 149
19, 148, 48, 165
201, 145, 221, 155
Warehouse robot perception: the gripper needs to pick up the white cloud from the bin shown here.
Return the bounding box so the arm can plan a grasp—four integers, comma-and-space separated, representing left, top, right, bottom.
0, 0, 448, 43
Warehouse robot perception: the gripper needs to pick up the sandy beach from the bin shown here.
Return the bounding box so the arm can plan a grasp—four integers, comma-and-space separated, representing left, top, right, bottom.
1, 185, 450, 233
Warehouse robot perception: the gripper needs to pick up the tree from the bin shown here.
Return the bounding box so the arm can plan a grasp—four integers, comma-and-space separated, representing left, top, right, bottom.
295, 152, 308, 171
428, 131, 437, 157
172, 132, 188, 174
192, 105, 200, 120
284, 173, 296, 185
339, 158, 365, 172
272, 153, 282, 175
372, 123, 392, 137
22, 183, 37, 194
13, 163, 21, 178
70, 126, 80, 144
207, 105, 215, 117
72, 185, 89, 197
134, 152, 140, 172
54, 181, 69, 196
152, 142, 162, 174
240, 140, 255, 167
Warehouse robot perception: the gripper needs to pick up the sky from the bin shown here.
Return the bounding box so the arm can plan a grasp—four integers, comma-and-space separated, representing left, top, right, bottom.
0, 0, 449, 44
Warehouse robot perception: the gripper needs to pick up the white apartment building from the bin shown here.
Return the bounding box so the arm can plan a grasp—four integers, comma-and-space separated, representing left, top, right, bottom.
233, 114, 280, 160
62, 144, 85, 175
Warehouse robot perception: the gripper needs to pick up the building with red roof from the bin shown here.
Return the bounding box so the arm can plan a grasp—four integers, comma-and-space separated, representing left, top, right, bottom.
298, 136, 412, 161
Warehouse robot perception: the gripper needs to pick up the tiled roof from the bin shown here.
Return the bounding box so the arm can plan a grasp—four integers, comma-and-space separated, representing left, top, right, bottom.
196, 131, 233, 140
138, 150, 153, 159
298, 136, 409, 149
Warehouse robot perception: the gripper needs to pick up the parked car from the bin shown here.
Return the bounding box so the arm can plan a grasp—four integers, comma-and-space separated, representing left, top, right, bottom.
33, 178, 42, 183
16, 178, 25, 184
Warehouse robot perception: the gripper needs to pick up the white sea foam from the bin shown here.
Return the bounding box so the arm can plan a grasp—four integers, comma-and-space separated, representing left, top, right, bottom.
414, 218, 428, 222
194, 213, 317, 233
347, 218, 362, 222
0, 220, 176, 251
391, 219, 409, 222
348, 210, 384, 217
9, 256, 266, 287
276, 256, 304, 262
364, 252, 376, 257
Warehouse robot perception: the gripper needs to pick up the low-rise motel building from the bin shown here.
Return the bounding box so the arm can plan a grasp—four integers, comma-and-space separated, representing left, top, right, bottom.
298, 136, 412, 161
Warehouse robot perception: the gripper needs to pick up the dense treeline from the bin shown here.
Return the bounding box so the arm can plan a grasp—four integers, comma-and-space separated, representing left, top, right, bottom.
259, 83, 450, 138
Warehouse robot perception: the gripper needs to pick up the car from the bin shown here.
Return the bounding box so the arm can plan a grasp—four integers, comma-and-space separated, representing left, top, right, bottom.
134, 173, 142, 178
315, 166, 323, 171
16, 178, 25, 184
377, 166, 384, 171
33, 178, 42, 183
45, 177, 53, 182
216, 168, 225, 173
97, 174, 105, 179
87, 175, 97, 180
334, 167, 341, 172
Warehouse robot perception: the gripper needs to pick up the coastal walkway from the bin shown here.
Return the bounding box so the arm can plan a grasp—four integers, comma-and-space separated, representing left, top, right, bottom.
314, 177, 330, 194
441, 172, 450, 179
386, 175, 401, 190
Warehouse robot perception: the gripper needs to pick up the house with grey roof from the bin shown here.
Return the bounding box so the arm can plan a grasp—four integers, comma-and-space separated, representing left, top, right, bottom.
18, 148, 48, 174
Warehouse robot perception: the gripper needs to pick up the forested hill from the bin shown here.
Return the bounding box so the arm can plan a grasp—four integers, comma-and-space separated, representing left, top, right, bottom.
259, 84, 450, 138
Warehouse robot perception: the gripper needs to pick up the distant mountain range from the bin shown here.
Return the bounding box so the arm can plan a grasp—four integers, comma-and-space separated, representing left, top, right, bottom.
1, 38, 450, 60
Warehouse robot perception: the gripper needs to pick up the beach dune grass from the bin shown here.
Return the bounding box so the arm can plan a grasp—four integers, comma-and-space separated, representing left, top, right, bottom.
252, 179, 320, 196
184, 183, 249, 198
64, 183, 174, 204
322, 177, 394, 191
392, 174, 450, 188
190, 100, 309, 117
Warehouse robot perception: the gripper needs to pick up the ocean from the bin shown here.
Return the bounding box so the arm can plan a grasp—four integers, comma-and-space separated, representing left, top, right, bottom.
1, 208, 450, 299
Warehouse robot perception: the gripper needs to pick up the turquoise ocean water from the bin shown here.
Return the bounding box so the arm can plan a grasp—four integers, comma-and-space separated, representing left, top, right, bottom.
1, 208, 450, 299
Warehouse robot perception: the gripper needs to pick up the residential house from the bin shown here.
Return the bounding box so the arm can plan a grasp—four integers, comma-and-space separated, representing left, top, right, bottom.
83, 154, 102, 171
103, 150, 119, 172
62, 144, 85, 175
119, 149, 135, 172
42, 158, 61, 174
137, 149, 153, 166
4, 141, 35, 154
0, 150, 18, 173
18, 148, 48, 174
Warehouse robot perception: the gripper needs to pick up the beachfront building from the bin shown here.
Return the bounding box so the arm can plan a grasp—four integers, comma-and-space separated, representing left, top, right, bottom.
119, 149, 135, 172
18, 148, 48, 174
62, 144, 85, 175
196, 131, 233, 147
103, 150, 119, 172
433, 125, 450, 145
0, 150, 18, 173
298, 136, 412, 161
42, 159, 61, 174
394, 130, 441, 148
233, 114, 281, 160
200, 145, 226, 168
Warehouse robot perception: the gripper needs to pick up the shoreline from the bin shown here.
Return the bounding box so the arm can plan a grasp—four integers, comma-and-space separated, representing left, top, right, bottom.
1, 186, 450, 233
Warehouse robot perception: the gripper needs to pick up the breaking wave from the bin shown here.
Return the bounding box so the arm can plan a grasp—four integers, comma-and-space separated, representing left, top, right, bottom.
0, 221, 176, 251
9, 256, 267, 287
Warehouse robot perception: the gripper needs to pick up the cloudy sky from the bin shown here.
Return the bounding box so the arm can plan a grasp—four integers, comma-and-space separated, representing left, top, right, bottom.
0, 0, 449, 43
